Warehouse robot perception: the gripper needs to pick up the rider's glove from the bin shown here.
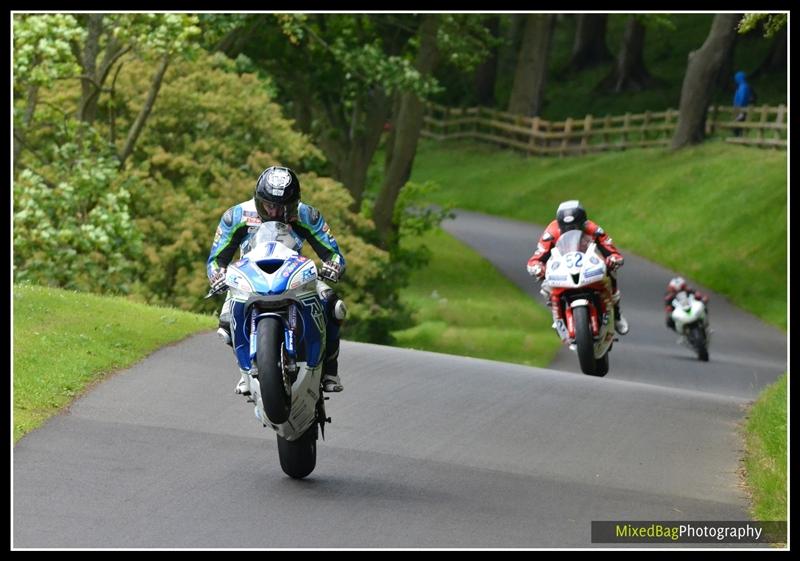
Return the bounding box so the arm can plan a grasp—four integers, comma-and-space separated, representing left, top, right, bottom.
605, 254, 624, 271
320, 260, 342, 283
210, 268, 227, 292
527, 261, 545, 281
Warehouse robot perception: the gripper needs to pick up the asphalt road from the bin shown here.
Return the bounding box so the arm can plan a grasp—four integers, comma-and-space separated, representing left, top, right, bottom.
13, 211, 786, 548
442, 210, 786, 400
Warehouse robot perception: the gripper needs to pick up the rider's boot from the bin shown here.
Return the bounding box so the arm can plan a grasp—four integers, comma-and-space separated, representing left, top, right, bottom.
217, 321, 232, 347
550, 295, 569, 344
612, 290, 629, 335
217, 300, 233, 347
321, 292, 346, 393
235, 368, 251, 396
614, 308, 629, 335
322, 342, 343, 393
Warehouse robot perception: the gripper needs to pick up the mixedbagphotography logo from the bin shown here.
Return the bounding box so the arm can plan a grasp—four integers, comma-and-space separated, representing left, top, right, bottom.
591, 521, 787, 544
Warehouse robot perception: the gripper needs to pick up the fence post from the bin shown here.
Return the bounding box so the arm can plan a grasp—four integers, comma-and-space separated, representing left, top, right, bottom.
518, 114, 527, 151
622, 113, 631, 148
708, 104, 719, 136
642, 110, 651, 144
561, 117, 573, 156
775, 104, 786, 142
758, 104, 768, 144
427, 103, 437, 139
603, 114, 611, 147
664, 108, 674, 140
582, 114, 593, 154
529, 116, 540, 156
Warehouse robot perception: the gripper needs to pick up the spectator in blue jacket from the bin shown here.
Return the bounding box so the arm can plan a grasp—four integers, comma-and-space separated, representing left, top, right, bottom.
732, 71, 756, 137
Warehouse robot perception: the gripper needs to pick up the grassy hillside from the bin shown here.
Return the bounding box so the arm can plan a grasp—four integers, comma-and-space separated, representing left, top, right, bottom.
393, 228, 559, 367
13, 284, 215, 441
406, 139, 787, 329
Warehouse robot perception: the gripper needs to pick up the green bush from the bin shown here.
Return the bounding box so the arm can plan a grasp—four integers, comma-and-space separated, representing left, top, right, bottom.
113, 53, 409, 341
13, 120, 143, 294
14, 50, 420, 342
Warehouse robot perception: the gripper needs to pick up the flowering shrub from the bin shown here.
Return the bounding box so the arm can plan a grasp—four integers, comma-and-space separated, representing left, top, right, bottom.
13, 123, 143, 293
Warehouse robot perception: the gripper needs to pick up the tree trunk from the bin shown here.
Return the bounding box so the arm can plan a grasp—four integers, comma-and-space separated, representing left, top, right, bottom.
343, 88, 391, 210
74, 15, 130, 131
78, 14, 104, 124
313, 85, 390, 209
13, 83, 39, 172
751, 26, 787, 80
473, 16, 500, 106
373, 14, 440, 247
715, 32, 738, 92
383, 92, 402, 174
509, 13, 526, 50
671, 14, 741, 150
568, 14, 612, 71
598, 16, 655, 92
118, 54, 171, 168
216, 17, 260, 56
291, 74, 314, 134
507, 14, 554, 116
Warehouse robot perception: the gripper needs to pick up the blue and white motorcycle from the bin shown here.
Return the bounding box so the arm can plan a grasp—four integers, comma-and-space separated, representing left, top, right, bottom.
208, 221, 329, 479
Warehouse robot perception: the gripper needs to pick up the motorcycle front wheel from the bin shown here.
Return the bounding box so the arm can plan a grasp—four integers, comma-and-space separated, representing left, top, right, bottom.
689, 324, 709, 362
593, 351, 610, 377
257, 317, 291, 424
573, 306, 600, 376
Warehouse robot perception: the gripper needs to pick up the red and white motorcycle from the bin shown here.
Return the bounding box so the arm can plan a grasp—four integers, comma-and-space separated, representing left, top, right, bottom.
543, 230, 616, 377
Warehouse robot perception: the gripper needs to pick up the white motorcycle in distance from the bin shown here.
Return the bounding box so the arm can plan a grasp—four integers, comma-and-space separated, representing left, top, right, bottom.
671, 291, 711, 361
207, 221, 330, 479
543, 230, 616, 377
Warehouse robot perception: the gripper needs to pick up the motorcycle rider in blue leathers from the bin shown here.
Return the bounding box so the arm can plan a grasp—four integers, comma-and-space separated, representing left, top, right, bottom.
207, 166, 347, 395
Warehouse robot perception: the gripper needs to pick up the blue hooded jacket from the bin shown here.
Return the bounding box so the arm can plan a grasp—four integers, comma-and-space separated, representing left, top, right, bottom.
733, 71, 755, 108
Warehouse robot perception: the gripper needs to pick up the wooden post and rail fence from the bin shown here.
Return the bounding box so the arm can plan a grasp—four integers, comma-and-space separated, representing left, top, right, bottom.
421, 102, 787, 156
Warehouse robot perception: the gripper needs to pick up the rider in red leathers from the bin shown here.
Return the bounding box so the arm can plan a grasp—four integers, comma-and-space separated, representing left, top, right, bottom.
527, 200, 629, 341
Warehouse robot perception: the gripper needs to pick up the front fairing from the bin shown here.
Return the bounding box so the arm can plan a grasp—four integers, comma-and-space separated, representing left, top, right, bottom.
545, 230, 607, 289
671, 292, 705, 326
226, 222, 318, 302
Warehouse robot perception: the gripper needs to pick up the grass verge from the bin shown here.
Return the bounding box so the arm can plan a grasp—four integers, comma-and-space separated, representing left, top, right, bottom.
13, 283, 215, 442
742, 373, 788, 523
392, 227, 560, 368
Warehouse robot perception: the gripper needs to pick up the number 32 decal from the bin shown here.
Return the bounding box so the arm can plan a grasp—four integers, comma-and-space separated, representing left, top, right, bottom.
565, 252, 583, 269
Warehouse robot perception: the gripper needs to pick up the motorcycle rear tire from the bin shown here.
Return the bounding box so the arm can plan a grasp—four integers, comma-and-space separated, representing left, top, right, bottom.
257, 317, 291, 424
277, 424, 317, 479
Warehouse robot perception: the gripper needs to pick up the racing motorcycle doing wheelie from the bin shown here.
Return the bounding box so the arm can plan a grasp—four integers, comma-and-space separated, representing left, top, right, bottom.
542, 229, 616, 377
670, 290, 711, 361
207, 221, 331, 479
